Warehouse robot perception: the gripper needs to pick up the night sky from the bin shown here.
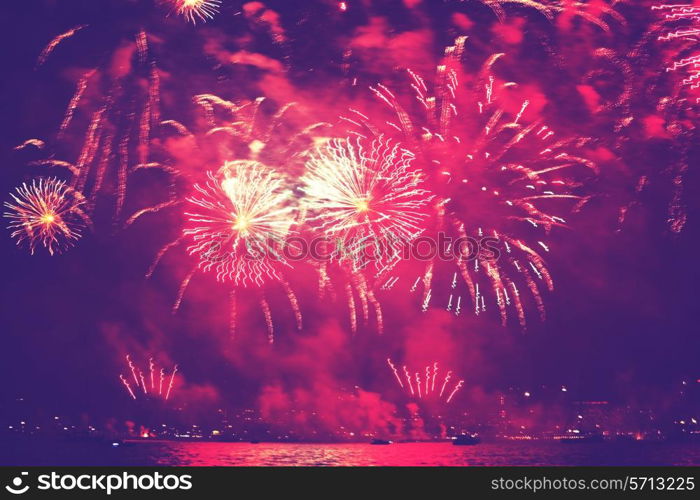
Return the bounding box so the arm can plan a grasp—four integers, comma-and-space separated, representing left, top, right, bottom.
0, 0, 698, 434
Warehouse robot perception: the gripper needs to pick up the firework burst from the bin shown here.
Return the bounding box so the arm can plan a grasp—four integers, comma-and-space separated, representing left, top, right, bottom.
140, 96, 327, 343
301, 136, 434, 271
4, 178, 92, 256
146, 161, 302, 344
170, 0, 222, 24
185, 161, 296, 286
347, 37, 596, 327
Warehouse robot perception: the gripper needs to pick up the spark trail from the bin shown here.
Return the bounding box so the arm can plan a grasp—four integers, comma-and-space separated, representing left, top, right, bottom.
389, 360, 463, 403
119, 355, 177, 401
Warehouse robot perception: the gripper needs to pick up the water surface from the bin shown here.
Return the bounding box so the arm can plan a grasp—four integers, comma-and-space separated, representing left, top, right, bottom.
4, 440, 700, 466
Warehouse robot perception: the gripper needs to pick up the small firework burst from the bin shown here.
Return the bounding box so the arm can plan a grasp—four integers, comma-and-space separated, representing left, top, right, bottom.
3, 178, 91, 255
171, 0, 222, 24
301, 136, 434, 271
185, 160, 297, 286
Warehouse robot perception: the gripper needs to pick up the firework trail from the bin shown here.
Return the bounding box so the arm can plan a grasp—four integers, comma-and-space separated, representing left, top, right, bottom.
465, 1, 628, 33
119, 375, 137, 400
31, 26, 161, 221
120, 355, 177, 401
600, 4, 699, 235
431, 362, 438, 392
165, 365, 178, 401
158, 368, 165, 395
403, 365, 415, 396
653, 3, 700, 99
440, 370, 453, 398
18, 0, 221, 234
37, 25, 87, 67
389, 360, 463, 403
346, 37, 596, 327
311, 261, 385, 334
126, 355, 139, 387
139, 371, 148, 395
446, 379, 465, 404
387, 358, 404, 388
4, 178, 92, 255
649, 4, 700, 233
149, 357, 155, 391
425, 364, 431, 395
302, 136, 434, 271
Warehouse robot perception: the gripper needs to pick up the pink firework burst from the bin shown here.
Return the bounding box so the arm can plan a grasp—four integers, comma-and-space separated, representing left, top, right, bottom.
345, 37, 596, 327
148, 161, 302, 344
139, 96, 327, 344
169, 0, 222, 24
301, 136, 434, 271
4, 177, 92, 256
184, 160, 296, 286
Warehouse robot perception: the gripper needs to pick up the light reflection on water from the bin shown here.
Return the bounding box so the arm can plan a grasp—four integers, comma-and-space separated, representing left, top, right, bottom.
4, 439, 700, 466
130, 442, 700, 467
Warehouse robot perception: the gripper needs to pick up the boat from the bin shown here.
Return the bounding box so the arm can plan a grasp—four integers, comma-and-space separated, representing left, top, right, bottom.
453, 434, 481, 446
558, 433, 605, 444
370, 438, 392, 445
109, 439, 136, 448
